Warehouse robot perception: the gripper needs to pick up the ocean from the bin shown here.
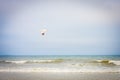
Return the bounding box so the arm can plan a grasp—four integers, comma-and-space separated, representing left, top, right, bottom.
0, 55, 120, 73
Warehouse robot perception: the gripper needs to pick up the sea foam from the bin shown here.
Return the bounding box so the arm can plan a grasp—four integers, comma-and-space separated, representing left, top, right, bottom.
0, 67, 119, 73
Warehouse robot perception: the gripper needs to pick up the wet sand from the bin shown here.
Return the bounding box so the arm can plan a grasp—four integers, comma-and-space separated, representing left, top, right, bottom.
0, 72, 120, 80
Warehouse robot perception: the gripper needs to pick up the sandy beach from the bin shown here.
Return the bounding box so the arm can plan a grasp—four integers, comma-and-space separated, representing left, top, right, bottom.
0, 72, 120, 80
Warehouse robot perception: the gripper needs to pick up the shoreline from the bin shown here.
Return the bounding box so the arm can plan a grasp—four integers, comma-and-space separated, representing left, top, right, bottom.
0, 68, 119, 73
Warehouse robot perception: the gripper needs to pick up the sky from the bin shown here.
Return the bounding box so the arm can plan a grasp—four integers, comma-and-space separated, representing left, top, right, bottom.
0, 0, 120, 55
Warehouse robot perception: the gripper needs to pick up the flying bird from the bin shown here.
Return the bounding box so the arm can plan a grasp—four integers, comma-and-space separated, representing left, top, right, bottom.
40, 29, 47, 36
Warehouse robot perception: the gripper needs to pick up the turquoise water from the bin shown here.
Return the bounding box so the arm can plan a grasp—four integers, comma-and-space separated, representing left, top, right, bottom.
0, 55, 120, 72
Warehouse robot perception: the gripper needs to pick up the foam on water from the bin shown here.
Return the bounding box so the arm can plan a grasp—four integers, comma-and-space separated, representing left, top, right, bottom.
109, 60, 120, 66
0, 55, 120, 73
0, 67, 119, 73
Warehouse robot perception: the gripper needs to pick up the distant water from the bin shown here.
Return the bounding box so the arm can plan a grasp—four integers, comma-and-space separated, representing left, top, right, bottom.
0, 55, 120, 72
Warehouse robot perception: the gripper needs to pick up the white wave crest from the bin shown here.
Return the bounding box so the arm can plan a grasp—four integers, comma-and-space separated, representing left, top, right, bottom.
109, 61, 120, 66
0, 68, 119, 73
0, 59, 63, 64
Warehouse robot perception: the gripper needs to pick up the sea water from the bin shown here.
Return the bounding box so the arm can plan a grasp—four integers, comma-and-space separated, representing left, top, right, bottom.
0, 55, 120, 72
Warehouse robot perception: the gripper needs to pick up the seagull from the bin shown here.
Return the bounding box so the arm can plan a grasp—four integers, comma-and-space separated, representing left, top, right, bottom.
40, 29, 47, 36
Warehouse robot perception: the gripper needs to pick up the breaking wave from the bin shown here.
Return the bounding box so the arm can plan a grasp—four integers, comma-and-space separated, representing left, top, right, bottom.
92, 60, 120, 66
0, 59, 120, 66
0, 59, 120, 73
0, 59, 64, 64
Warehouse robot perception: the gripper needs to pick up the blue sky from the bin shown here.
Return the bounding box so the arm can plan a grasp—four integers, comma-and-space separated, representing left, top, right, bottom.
0, 0, 120, 55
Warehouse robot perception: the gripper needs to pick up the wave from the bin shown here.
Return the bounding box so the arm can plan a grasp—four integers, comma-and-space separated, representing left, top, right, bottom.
0, 59, 120, 67
109, 60, 120, 66
0, 60, 27, 64
92, 60, 120, 66
0, 59, 120, 73
0, 59, 64, 64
